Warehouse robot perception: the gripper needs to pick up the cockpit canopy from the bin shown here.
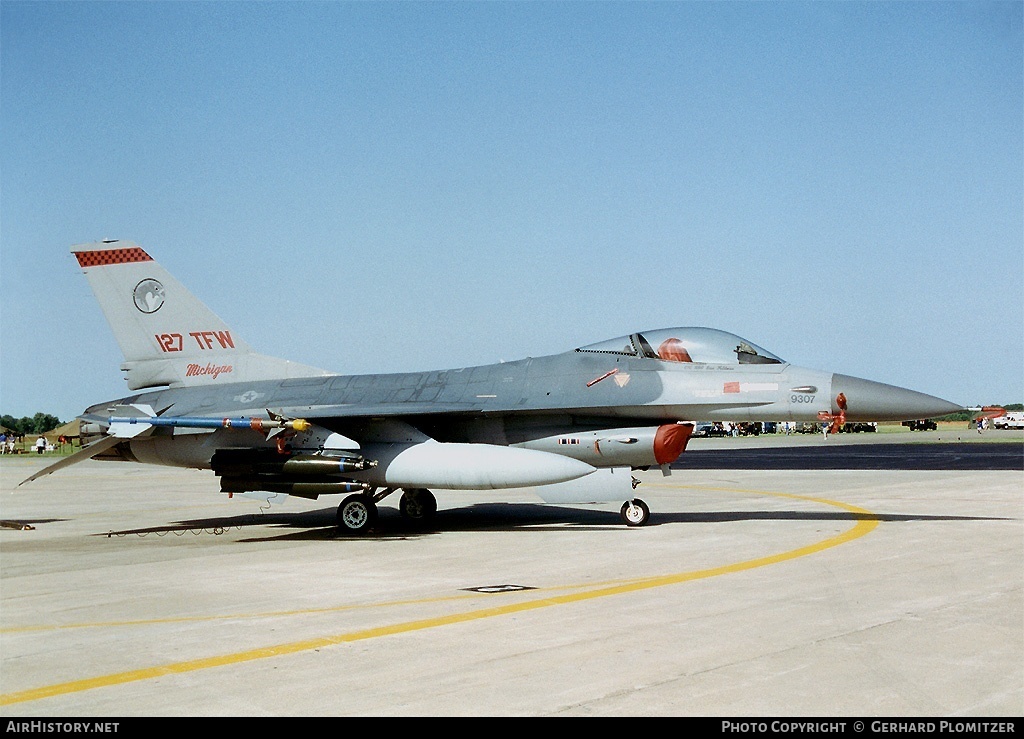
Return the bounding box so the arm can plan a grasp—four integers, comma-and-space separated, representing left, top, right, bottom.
576, 327, 784, 365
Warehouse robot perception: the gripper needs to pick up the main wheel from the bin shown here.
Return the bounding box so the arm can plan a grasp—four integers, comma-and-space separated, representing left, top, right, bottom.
337, 493, 378, 535
620, 498, 650, 527
399, 488, 437, 523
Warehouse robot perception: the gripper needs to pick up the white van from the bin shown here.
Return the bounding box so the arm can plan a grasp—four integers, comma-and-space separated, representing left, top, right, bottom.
992, 412, 1024, 430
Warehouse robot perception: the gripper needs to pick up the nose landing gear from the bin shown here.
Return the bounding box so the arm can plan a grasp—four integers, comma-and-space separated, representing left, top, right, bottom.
620, 498, 650, 526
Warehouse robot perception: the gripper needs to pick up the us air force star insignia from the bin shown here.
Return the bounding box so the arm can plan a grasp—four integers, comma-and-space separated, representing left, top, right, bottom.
132, 279, 165, 314
234, 390, 263, 404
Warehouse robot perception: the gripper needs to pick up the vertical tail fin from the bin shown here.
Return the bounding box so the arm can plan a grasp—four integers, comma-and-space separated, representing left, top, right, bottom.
73, 240, 328, 390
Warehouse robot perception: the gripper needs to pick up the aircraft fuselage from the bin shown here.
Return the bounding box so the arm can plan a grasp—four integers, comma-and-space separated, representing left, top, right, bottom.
81, 347, 938, 475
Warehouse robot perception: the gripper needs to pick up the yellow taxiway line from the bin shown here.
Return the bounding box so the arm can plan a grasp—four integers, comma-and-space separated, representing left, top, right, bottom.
0, 486, 878, 707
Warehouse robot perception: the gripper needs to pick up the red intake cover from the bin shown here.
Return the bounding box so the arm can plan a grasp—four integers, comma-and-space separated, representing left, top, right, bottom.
654, 423, 694, 465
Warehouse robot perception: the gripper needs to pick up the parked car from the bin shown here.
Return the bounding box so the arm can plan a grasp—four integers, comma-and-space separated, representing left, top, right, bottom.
902, 419, 937, 431
841, 422, 877, 433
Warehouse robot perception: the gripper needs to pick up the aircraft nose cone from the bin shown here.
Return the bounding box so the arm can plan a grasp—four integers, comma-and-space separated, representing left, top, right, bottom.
831, 374, 962, 421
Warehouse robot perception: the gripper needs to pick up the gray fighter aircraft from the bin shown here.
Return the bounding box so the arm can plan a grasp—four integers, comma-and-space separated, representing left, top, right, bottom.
23, 240, 962, 533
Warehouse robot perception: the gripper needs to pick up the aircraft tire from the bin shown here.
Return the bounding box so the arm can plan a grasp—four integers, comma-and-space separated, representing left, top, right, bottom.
399, 488, 437, 523
620, 498, 650, 527
337, 493, 378, 535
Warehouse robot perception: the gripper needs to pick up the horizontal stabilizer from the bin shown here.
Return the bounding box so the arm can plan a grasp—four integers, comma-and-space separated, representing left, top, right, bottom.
19, 436, 124, 486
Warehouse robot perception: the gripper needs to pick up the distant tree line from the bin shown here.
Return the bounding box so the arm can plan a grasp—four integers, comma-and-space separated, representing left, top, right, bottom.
0, 413, 63, 436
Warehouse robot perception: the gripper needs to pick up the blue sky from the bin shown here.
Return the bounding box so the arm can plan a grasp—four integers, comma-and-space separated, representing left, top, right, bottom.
2, 1, 1021, 421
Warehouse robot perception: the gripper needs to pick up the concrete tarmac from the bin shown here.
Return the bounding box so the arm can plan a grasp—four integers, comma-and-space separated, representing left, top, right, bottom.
1, 431, 1021, 717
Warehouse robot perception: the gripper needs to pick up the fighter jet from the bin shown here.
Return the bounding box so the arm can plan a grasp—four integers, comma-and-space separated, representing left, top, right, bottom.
22, 240, 962, 533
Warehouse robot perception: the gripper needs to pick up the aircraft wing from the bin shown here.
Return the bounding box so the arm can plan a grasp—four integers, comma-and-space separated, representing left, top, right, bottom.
280, 402, 484, 419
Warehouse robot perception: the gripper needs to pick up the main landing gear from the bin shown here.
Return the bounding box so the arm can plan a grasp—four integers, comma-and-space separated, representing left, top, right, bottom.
335, 487, 438, 535
398, 487, 437, 523
336, 493, 378, 534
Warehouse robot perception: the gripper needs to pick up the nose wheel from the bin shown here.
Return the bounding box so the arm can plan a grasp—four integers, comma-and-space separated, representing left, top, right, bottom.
620, 498, 650, 526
